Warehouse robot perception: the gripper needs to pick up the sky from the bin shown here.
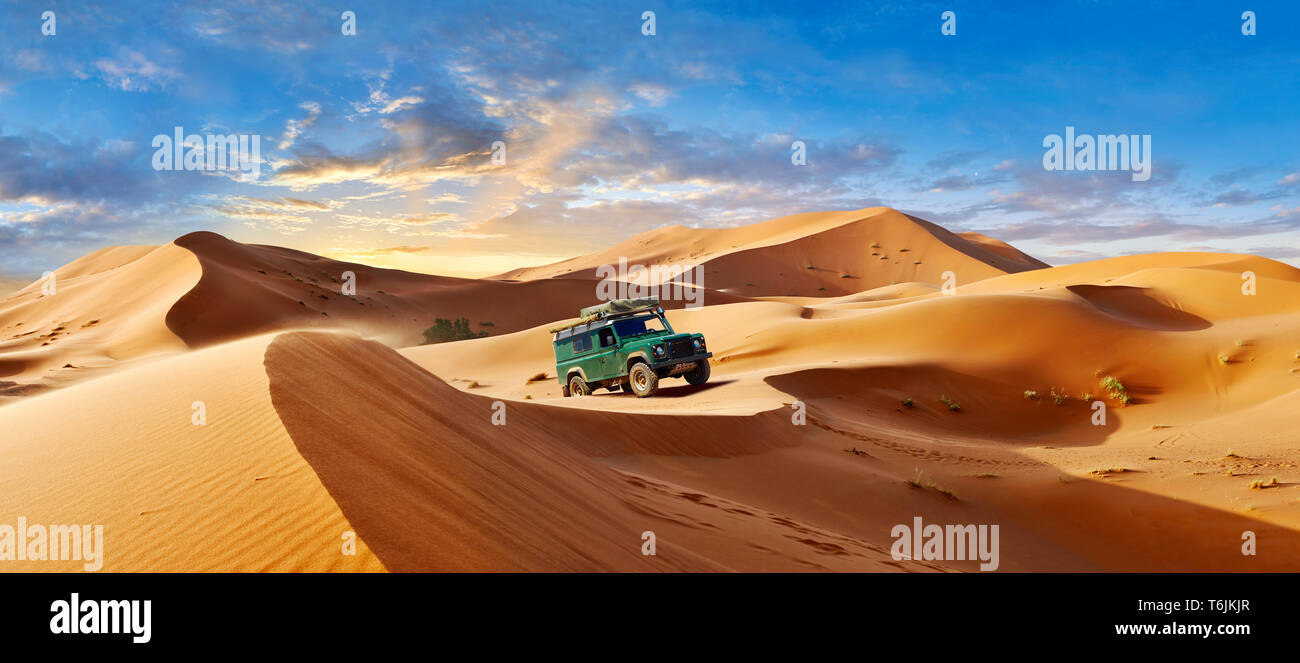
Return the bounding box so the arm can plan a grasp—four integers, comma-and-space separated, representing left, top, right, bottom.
1, 0, 1298, 279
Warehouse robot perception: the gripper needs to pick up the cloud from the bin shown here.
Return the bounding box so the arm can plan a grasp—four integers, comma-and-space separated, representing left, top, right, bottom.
678, 62, 713, 80
0, 131, 150, 203
338, 245, 436, 257
336, 211, 463, 233
203, 196, 336, 233
427, 193, 466, 204
184, 0, 325, 53
924, 172, 1007, 193
278, 102, 322, 150
973, 209, 1300, 246
270, 81, 504, 191
1210, 189, 1261, 207
93, 50, 180, 92
1210, 166, 1268, 187
14, 49, 49, 72
628, 82, 672, 107
223, 196, 333, 211
352, 81, 427, 116
1270, 204, 1300, 218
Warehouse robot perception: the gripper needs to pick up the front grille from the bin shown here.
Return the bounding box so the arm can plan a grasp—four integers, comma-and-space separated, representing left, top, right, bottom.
670, 339, 693, 358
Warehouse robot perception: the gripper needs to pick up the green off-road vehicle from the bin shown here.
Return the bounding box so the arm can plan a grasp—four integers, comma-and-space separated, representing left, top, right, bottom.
552, 297, 711, 398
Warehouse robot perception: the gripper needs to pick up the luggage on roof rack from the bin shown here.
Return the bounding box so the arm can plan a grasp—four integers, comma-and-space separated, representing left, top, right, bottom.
578, 296, 660, 320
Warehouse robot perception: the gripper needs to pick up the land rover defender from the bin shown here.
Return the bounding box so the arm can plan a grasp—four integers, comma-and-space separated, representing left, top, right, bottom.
552, 297, 711, 398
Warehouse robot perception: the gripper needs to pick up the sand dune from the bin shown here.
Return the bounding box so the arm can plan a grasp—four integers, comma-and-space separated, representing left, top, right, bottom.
413, 248, 1300, 424
408, 247, 1300, 570
167, 230, 713, 349
0, 231, 752, 402
0, 242, 202, 403
2, 207, 1298, 571
266, 331, 933, 571
0, 328, 939, 571
495, 207, 1047, 297
0, 332, 384, 571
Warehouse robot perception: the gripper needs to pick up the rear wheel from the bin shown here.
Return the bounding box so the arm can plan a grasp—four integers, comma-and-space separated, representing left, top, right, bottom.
628, 362, 659, 398
685, 358, 711, 386
568, 374, 591, 396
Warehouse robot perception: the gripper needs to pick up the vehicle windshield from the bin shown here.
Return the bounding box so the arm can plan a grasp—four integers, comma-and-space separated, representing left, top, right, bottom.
613, 315, 667, 339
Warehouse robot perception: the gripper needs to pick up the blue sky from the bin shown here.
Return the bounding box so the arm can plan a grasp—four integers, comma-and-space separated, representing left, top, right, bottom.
1, 0, 1298, 278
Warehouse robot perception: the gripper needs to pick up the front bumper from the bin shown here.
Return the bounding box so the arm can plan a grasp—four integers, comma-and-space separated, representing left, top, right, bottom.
649, 351, 712, 371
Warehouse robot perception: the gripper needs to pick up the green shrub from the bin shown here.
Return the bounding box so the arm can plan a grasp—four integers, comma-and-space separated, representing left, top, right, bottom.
421, 317, 489, 344
1050, 388, 1067, 406
1099, 376, 1124, 396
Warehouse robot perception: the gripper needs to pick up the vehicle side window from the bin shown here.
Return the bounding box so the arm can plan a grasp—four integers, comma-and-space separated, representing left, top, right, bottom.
599, 328, 616, 347
572, 334, 592, 353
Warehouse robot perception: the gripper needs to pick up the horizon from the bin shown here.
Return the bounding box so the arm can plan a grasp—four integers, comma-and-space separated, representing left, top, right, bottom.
2, 0, 1299, 280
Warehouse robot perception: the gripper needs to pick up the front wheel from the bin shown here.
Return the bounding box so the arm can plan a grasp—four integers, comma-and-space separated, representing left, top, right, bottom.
685, 358, 711, 385
568, 375, 591, 396
628, 362, 659, 398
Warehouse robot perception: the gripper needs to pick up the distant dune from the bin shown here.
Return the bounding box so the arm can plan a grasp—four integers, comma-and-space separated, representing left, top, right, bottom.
164, 230, 644, 348
0, 276, 35, 298
2, 207, 1299, 571
494, 207, 1047, 296
0, 243, 202, 400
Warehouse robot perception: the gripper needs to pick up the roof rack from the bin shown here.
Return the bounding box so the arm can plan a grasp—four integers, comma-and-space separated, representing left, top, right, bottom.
550, 297, 663, 335
578, 296, 661, 320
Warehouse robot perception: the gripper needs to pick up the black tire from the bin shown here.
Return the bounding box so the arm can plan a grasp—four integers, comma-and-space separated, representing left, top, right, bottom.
620, 382, 634, 393
568, 374, 591, 396
628, 362, 659, 398
685, 358, 711, 385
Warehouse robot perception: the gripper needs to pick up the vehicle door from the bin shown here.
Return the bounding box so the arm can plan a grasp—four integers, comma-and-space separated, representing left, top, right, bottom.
591, 326, 620, 381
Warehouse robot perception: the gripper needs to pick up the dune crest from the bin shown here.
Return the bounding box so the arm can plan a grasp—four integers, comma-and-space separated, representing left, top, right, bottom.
165, 231, 752, 349
495, 207, 1047, 296
0, 242, 202, 402
0, 333, 385, 571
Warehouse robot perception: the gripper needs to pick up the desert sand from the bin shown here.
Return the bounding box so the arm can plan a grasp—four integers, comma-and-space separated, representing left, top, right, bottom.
2, 206, 1297, 571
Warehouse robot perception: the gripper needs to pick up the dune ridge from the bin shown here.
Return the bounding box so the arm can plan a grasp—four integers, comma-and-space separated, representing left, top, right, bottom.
495, 207, 1047, 296
0, 242, 203, 402
266, 331, 929, 571
0, 333, 385, 571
